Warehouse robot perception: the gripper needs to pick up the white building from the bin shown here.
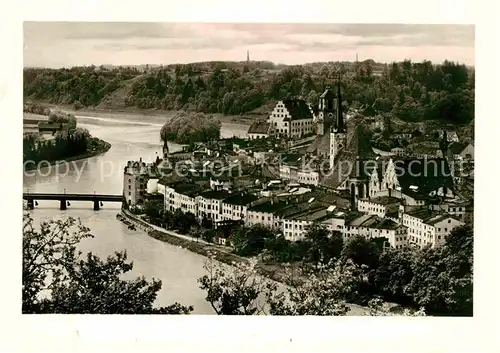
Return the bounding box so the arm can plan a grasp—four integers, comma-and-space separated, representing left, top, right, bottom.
123, 158, 154, 206
402, 208, 465, 248
195, 190, 230, 223
267, 99, 315, 139
391, 147, 406, 157
221, 193, 259, 221
281, 205, 343, 242
245, 198, 290, 230
297, 170, 320, 186
279, 154, 320, 186
357, 196, 401, 218
163, 182, 201, 215
344, 214, 408, 249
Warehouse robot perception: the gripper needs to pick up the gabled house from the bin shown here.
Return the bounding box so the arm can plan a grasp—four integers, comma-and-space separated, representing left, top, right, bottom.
267, 99, 315, 139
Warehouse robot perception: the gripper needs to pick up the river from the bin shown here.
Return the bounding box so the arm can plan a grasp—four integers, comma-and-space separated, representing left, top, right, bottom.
23, 113, 249, 314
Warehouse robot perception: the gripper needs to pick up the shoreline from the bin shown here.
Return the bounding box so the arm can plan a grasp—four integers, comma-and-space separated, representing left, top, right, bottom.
23, 139, 111, 172
120, 209, 375, 315
28, 101, 257, 126
121, 209, 285, 282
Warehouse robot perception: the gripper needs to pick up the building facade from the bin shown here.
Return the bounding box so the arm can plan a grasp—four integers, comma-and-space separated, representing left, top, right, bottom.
267, 100, 315, 139
401, 209, 464, 248
123, 159, 153, 206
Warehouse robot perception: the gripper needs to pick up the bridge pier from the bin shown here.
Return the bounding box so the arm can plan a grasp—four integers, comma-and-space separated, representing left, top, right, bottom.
60, 199, 67, 210
26, 199, 34, 210
93, 200, 100, 211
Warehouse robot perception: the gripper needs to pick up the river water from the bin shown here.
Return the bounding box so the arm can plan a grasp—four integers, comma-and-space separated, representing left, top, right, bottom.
23, 113, 249, 314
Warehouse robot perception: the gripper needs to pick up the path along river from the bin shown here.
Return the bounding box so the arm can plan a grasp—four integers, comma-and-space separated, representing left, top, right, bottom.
23, 112, 249, 314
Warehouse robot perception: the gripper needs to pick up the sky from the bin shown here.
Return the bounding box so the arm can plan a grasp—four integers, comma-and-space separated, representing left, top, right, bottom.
23, 22, 475, 68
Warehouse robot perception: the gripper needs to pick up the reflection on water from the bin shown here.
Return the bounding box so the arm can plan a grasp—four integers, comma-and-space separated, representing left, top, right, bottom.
23, 114, 249, 314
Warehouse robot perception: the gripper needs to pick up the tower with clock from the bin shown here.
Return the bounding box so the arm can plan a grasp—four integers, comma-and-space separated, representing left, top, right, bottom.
316, 86, 336, 136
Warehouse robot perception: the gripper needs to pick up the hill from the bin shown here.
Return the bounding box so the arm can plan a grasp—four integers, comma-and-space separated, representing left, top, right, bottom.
23, 59, 474, 126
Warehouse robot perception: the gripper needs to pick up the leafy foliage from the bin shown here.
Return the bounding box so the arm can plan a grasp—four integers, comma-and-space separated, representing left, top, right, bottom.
160, 111, 221, 144
197, 253, 425, 316
198, 254, 265, 315
23, 106, 105, 165
264, 260, 360, 315
22, 213, 193, 314
24, 60, 474, 125
232, 224, 277, 257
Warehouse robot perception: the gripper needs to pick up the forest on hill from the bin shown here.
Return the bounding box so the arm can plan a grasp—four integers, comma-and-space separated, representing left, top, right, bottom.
23, 59, 474, 125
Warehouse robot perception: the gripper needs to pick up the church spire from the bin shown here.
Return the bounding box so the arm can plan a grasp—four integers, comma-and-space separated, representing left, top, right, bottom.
247, 49, 250, 62
334, 72, 345, 133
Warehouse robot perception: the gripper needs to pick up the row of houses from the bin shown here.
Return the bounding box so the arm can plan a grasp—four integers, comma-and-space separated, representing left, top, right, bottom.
152, 174, 466, 249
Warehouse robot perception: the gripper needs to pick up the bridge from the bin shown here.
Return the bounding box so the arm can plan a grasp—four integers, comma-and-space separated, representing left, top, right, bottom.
23, 193, 124, 210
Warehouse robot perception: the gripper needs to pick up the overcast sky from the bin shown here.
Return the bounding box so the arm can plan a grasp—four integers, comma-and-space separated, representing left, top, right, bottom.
23, 22, 475, 68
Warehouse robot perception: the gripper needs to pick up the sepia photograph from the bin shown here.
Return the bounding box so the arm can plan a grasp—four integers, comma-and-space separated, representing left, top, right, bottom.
22, 21, 475, 317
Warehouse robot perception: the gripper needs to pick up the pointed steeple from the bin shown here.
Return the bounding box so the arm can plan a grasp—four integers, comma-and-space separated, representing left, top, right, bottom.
334, 72, 345, 132
247, 49, 250, 62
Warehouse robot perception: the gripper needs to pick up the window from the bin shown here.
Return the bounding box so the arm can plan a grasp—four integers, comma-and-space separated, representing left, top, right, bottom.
448, 219, 451, 223
128, 192, 131, 196
128, 185, 131, 190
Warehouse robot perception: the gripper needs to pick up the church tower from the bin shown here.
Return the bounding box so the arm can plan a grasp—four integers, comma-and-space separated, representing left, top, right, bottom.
316, 86, 336, 135
329, 75, 347, 169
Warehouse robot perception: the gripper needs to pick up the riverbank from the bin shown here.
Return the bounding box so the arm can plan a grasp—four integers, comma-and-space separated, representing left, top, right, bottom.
23, 138, 111, 172
29, 101, 258, 126
121, 209, 283, 280
121, 209, 373, 315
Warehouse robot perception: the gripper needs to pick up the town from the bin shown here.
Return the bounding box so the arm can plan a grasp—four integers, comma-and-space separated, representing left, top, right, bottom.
122, 77, 474, 251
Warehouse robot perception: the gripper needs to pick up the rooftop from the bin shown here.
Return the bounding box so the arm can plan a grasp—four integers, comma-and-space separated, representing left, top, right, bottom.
295, 208, 344, 222
247, 199, 291, 213
248, 121, 271, 135
172, 182, 203, 197
426, 214, 462, 226
393, 158, 455, 196
282, 99, 314, 121
347, 214, 403, 230
362, 196, 401, 205
223, 192, 259, 206
405, 208, 443, 222
197, 190, 231, 200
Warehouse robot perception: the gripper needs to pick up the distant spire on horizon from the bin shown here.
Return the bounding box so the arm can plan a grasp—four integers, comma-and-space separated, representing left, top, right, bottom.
247, 49, 250, 63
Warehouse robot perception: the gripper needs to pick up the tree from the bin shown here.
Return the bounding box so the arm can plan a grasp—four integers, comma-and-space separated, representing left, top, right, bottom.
197, 254, 423, 316
340, 235, 381, 269
172, 209, 198, 234
264, 260, 360, 315
198, 253, 265, 315
409, 225, 473, 316
143, 199, 164, 223
371, 248, 416, 304
23, 213, 193, 314
303, 225, 343, 265
232, 224, 277, 257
